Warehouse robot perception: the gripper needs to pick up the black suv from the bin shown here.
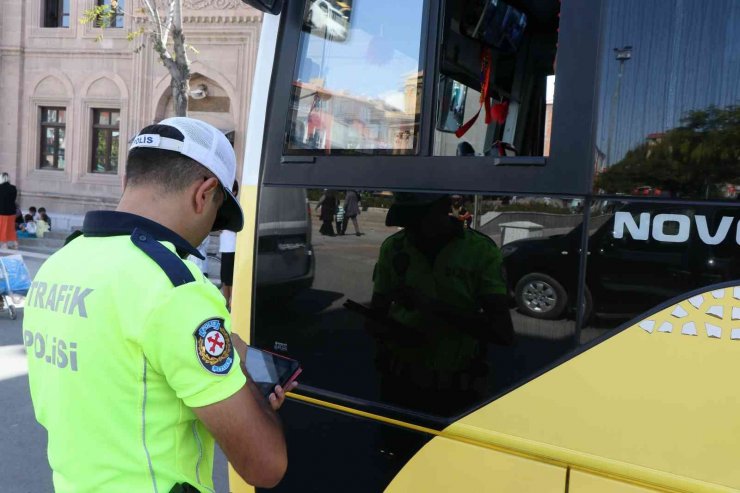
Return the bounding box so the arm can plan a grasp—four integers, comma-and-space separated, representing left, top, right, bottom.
502, 203, 740, 320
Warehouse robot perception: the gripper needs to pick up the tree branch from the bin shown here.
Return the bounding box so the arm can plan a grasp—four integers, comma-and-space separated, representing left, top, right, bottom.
141, 0, 164, 43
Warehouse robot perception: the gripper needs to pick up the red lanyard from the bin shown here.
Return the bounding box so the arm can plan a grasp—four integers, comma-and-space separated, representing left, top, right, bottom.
455, 48, 494, 138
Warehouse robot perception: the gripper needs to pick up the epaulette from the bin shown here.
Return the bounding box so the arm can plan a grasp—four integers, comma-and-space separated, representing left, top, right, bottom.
130, 227, 195, 287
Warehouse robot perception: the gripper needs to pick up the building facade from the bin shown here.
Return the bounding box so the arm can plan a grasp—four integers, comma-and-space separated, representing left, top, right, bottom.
0, 0, 261, 226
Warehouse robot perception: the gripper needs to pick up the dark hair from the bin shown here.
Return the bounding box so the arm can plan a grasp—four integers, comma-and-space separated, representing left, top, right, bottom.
126, 148, 216, 192
38, 207, 46, 213
40, 213, 50, 222
24, 214, 33, 222
29, 206, 37, 213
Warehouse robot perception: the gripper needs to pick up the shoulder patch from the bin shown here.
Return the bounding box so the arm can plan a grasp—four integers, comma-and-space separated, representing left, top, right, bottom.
194, 318, 234, 375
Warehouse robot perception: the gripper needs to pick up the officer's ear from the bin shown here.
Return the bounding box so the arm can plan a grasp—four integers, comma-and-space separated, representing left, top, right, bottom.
193, 177, 221, 214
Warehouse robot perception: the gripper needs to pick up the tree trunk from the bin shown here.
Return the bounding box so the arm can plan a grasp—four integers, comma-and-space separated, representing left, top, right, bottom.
170, 0, 189, 116
171, 76, 189, 117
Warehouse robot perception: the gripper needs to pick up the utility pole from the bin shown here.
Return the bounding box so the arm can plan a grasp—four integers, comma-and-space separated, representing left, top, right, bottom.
605, 45, 632, 170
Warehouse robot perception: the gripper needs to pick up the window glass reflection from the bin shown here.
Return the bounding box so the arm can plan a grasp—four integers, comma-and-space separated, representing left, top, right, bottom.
253, 189, 582, 418
595, 0, 740, 200
583, 200, 740, 333
434, 0, 559, 158
285, 0, 425, 155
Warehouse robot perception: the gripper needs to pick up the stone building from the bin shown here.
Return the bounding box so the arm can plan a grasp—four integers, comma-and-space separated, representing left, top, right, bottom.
0, 0, 262, 229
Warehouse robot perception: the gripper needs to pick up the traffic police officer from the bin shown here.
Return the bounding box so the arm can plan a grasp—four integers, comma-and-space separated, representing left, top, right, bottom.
369, 193, 514, 416
23, 117, 291, 492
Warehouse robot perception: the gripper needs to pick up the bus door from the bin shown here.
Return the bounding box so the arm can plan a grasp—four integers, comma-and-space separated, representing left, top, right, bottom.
234, 0, 740, 491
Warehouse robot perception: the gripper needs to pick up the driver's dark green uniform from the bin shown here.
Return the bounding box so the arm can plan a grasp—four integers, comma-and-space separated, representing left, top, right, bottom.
23, 211, 246, 493
372, 226, 507, 409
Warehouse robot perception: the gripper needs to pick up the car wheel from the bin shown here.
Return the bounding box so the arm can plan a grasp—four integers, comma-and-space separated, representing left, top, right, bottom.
578, 285, 593, 325
515, 273, 568, 320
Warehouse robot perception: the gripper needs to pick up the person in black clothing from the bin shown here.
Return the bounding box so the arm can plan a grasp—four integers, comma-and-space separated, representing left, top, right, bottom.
315, 189, 338, 236
0, 173, 18, 249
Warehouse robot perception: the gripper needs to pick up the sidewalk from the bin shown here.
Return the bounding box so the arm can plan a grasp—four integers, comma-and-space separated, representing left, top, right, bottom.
1, 230, 224, 285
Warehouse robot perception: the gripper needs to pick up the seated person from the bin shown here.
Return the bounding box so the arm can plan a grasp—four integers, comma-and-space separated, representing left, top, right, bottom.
38, 207, 51, 230
36, 213, 50, 238
18, 214, 37, 238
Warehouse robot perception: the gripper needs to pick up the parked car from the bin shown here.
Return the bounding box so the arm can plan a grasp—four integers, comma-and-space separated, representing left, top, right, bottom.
305, 0, 349, 40
255, 187, 315, 299
502, 202, 740, 321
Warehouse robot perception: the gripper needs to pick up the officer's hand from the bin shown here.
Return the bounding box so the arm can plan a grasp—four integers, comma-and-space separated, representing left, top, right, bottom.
269, 381, 298, 411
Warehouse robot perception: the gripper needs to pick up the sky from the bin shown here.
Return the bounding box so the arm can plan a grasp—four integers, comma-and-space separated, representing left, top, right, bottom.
297, 0, 425, 110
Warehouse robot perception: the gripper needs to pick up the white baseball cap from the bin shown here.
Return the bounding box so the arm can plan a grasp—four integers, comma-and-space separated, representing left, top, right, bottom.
129, 117, 244, 232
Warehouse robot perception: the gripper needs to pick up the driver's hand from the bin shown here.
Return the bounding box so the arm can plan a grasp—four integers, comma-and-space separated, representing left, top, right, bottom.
269, 381, 298, 411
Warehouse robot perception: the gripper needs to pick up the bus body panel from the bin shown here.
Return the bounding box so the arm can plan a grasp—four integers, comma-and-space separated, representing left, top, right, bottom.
446, 283, 740, 491
230, 1, 740, 492
385, 435, 567, 492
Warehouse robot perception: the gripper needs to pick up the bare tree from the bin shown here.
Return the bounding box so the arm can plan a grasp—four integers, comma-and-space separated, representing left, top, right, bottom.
82, 0, 195, 116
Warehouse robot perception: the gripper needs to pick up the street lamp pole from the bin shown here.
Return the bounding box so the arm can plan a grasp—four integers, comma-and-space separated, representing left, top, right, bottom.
605, 45, 632, 170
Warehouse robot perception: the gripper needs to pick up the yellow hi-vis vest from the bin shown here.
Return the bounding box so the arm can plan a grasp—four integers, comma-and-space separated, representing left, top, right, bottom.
23, 211, 245, 493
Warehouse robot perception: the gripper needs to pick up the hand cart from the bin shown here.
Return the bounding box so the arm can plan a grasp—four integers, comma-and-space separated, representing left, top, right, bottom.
0, 254, 32, 320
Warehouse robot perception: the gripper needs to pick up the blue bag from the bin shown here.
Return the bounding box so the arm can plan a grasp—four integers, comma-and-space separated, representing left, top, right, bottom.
0, 255, 32, 295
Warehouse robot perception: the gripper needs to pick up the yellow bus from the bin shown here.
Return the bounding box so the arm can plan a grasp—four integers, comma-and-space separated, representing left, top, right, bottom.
230, 0, 740, 491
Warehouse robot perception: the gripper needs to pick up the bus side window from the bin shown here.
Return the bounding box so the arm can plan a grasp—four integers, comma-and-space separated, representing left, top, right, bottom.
434, 0, 560, 158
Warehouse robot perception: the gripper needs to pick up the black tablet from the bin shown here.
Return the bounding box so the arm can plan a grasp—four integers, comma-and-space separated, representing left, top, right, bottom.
245, 346, 302, 398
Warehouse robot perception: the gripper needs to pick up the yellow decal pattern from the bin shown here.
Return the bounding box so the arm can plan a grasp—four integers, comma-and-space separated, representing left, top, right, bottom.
444, 284, 740, 492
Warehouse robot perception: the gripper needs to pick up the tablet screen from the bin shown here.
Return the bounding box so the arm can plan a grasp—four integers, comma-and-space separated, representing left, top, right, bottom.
245, 347, 301, 397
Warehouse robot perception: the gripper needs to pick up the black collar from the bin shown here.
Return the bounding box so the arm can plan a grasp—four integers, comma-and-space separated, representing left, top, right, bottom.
82, 211, 204, 259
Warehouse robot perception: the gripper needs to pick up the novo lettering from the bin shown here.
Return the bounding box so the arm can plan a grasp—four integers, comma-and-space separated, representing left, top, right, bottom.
652, 214, 690, 243
613, 212, 650, 240
613, 212, 740, 246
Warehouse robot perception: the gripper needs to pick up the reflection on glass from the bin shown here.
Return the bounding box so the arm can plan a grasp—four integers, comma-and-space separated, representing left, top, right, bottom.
595, 0, 740, 200
285, 0, 425, 154
583, 200, 740, 335
437, 76, 468, 133
253, 189, 580, 420
365, 193, 514, 416
58, 129, 65, 169
95, 132, 104, 171
433, 0, 558, 157
111, 131, 120, 166
62, 0, 70, 28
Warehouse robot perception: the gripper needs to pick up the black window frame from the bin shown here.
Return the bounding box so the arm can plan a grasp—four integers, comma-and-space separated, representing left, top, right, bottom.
43, 0, 70, 28
259, 0, 604, 196
39, 107, 67, 170
91, 108, 121, 174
